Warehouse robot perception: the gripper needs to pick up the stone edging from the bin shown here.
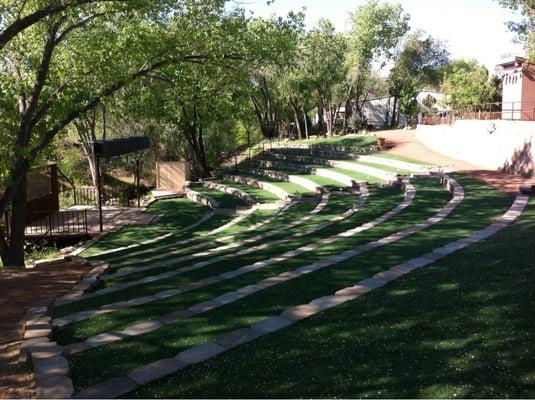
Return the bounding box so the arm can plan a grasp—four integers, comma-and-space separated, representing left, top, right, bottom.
76, 177, 531, 399
77, 211, 214, 260
221, 174, 291, 200
21, 260, 110, 399
51, 194, 332, 322
201, 180, 257, 207
184, 187, 219, 208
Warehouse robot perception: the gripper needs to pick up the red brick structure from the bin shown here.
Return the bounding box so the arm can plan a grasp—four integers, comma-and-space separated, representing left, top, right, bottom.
497, 56, 535, 121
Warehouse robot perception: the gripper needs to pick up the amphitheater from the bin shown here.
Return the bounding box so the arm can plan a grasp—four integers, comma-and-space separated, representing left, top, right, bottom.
24, 141, 534, 398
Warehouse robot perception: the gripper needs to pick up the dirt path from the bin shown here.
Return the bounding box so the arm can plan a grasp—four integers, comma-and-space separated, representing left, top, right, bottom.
381, 129, 535, 193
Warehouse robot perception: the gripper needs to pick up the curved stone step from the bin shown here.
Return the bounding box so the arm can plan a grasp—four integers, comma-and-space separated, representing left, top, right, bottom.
184, 187, 219, 209
201, 180, 257, 207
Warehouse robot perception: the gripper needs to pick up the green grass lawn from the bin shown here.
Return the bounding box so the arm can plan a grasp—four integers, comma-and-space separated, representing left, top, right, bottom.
345, 160, 411, 175
213, 180, 280, 203
128, 178, 533, 399
63, 181, 449, 389
51, 165, 534, 399
291, 135, 377, 148
65, 176, 516, 394
81, 199, 211, 257
53, 201, 321, 319
235, 173, 313, 195
377, 152, 435, 166
243, 163, 347, 189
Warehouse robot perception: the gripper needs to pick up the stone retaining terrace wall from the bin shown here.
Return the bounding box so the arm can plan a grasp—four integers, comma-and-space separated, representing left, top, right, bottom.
220, 174, 291, 200
202, 181, 257, 206
185, 187, 219, 208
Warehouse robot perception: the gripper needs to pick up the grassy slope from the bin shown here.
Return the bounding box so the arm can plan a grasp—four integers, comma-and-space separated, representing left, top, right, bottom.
213, 180, 280, 203
54, 202, 319, 319
189, 185, 246, 208
129, 177, 532, 399
234, 173, 313, 195
67, 181, 449, 389
291, 135, 377, 148
81, 199, 210, 257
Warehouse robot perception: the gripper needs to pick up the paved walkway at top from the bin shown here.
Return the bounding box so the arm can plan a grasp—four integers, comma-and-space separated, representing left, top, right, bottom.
381, 129, 535, 193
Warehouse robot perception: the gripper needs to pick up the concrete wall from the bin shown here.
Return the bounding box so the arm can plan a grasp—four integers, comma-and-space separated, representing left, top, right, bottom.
416, 119, 535, 176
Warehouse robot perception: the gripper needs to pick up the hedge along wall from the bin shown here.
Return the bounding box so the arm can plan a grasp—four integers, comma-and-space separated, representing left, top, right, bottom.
416, 119, 535, 176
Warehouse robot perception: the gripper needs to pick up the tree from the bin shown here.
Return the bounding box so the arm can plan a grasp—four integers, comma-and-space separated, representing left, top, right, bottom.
498, 0, 535, 59
302, 19, 347, 137
440, 59, 494, 109
344, 0, 410, 131
387, 32, 449, 126
0, 1, 288, 267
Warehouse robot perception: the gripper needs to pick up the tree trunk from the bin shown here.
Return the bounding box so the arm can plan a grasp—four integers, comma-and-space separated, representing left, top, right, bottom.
4, 174, 27, 267
343, 99, 351, 135
290, 101, 302, 140
316, 101, 325, 134
390, 96, 398, 128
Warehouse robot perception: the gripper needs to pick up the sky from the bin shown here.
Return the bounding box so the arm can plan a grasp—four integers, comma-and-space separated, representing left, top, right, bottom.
228, 0, 526, 74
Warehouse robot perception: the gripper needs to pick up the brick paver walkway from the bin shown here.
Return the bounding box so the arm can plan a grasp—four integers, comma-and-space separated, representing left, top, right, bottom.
382, 129, 535, 193
0, 258, 94, 399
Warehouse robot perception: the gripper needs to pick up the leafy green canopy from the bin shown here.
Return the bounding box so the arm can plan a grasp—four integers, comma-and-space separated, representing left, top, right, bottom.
440, 59, 494, 109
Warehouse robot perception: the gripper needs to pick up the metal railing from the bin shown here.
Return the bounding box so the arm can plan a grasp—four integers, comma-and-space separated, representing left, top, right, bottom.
1, 210, 89, 238
59, 186, 98, 208
420, 101, 535, 125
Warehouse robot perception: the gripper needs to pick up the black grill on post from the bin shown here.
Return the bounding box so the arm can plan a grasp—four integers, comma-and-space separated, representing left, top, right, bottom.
93, 137, 150, 232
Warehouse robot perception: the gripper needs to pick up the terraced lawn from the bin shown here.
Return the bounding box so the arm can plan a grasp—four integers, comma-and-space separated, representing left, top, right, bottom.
189, 184, 246, 208
234, 173, 313, 195
131, 179, 533, 399
291, 135, 377, 148
62, 180, 451, 389
43, 144, 533, 399
213, 180, 280, 203
81, 198, 212, 257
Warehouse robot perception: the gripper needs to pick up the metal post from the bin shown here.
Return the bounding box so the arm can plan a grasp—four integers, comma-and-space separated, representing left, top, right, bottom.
4, 211, 9, 238
136, 159, 141, 208
48, 212, 53, 236
95, 156, 104, 233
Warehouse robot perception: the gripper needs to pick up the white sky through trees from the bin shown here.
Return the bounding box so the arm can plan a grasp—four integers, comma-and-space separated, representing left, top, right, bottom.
232, 0, 525, 74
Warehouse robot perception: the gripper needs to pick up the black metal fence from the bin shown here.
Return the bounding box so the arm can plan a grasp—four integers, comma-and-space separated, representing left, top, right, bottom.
59, 186, 98, 208
421, 101, 535, 125
1, 210, 89, 238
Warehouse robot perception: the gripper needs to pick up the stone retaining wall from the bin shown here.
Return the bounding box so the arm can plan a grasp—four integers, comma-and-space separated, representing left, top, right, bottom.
184, 187, 219, 208
247, 159, 312, 173
202, 181, 257, 206
314, 168, 357, 187
220, 174, 291, 200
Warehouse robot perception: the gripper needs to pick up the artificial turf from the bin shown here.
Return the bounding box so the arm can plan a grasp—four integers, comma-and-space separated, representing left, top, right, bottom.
52, 196, 349, 319
55, 203, 322, 320
129, 179, 532, 399
234, 173, 313, 195
188, 184, 246, 208
64, 180, 443, 388
67, 176, 514, 392
81, 198, 211, 257
288, 135, 377, 148
212, 180, 280, 203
